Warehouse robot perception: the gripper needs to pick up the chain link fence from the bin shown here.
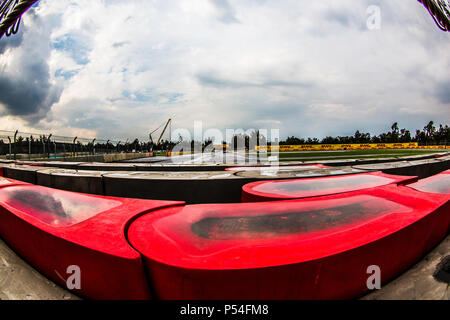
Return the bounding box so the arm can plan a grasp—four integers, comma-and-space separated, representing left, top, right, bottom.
0, 130, 154, 160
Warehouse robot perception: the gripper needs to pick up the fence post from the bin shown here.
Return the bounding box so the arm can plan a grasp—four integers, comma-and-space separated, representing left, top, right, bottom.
28, 136, 31, 160
47, 134, 52, 158
7, 136, 11, 160
72, 137, 77, 157
13, 130, 18, 160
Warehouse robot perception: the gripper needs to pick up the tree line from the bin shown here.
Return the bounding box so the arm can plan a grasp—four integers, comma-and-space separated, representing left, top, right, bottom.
280, 121, 449, 146
1, 121, 448, 156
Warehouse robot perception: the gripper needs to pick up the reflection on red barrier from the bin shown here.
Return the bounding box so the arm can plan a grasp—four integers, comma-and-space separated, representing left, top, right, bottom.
0, 176, 28, 188
0, 185, 183, 299
128, 185, 449, 299
225, 164, 328, 172
241, 172, 417, 202
406, 170, 450, 195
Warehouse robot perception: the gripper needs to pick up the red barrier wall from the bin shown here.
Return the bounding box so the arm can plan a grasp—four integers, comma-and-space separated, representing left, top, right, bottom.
406, 169, 450, 195
0, 176, 29, 188
128, 185, 449, 299
242, 172, 417, 202
0, 184, 183, 299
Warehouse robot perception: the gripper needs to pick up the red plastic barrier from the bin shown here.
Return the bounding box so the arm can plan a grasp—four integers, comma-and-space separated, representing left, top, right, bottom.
242, 172, 417, 202
0, 185, 183, 299
128, 185, 449, 299
0, 176, 29, 188
406, 169, 450, 195
225, 164, 328, 172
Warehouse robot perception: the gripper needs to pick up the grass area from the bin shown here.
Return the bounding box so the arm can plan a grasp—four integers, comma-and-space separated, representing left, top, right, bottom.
255, 149, 445, 161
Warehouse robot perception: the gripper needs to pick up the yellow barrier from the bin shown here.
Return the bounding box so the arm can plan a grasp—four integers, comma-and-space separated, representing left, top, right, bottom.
167, 151, 197, 156
254, 142, 446, 152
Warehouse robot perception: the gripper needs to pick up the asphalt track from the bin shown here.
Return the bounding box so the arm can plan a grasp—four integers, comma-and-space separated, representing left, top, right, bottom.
125, 150, 446, 164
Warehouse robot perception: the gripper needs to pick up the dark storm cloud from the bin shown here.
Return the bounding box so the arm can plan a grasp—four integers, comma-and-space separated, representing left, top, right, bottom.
0, 62, 61, 121
0, 29, 23, 54
0, 22, 62, 122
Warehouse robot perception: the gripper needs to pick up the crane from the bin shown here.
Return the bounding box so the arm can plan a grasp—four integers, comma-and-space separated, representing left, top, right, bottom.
149, 118, 171, 150
156, 118, 171, 146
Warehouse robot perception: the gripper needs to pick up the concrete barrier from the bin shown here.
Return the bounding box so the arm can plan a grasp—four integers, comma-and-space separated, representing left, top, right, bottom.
78, 163, 139, 171
103, 171, 256, 204
36, 169, 105, 195
60, 153, 147, 163
133, 163, 240, 172
353, 157, 450, 178
1, 156, 447, 204
2, 165, 42, 184
304, 152, 448, 167
234, 166, 368, 179
37, 161, 84, 170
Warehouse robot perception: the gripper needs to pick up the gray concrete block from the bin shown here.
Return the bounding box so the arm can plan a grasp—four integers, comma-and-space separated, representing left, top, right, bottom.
78, 163, 138, 171
353, 158, 450, 179
35, 169, 53, 188
234, 166, 369, 179
39, 161, 84, 170
103, 171, 255, 204
2, 165, 42, 184
132, 163, 232, 172
37, 169, 106, 195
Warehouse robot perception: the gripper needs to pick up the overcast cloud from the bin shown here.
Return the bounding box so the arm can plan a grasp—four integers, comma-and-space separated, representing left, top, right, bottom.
0, 0, 448, 141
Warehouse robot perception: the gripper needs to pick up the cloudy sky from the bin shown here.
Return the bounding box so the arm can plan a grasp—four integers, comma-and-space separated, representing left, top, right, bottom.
0, 0, 449, 142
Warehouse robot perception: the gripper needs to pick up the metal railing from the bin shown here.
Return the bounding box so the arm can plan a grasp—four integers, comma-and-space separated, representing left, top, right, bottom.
0, 129, 152, 160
